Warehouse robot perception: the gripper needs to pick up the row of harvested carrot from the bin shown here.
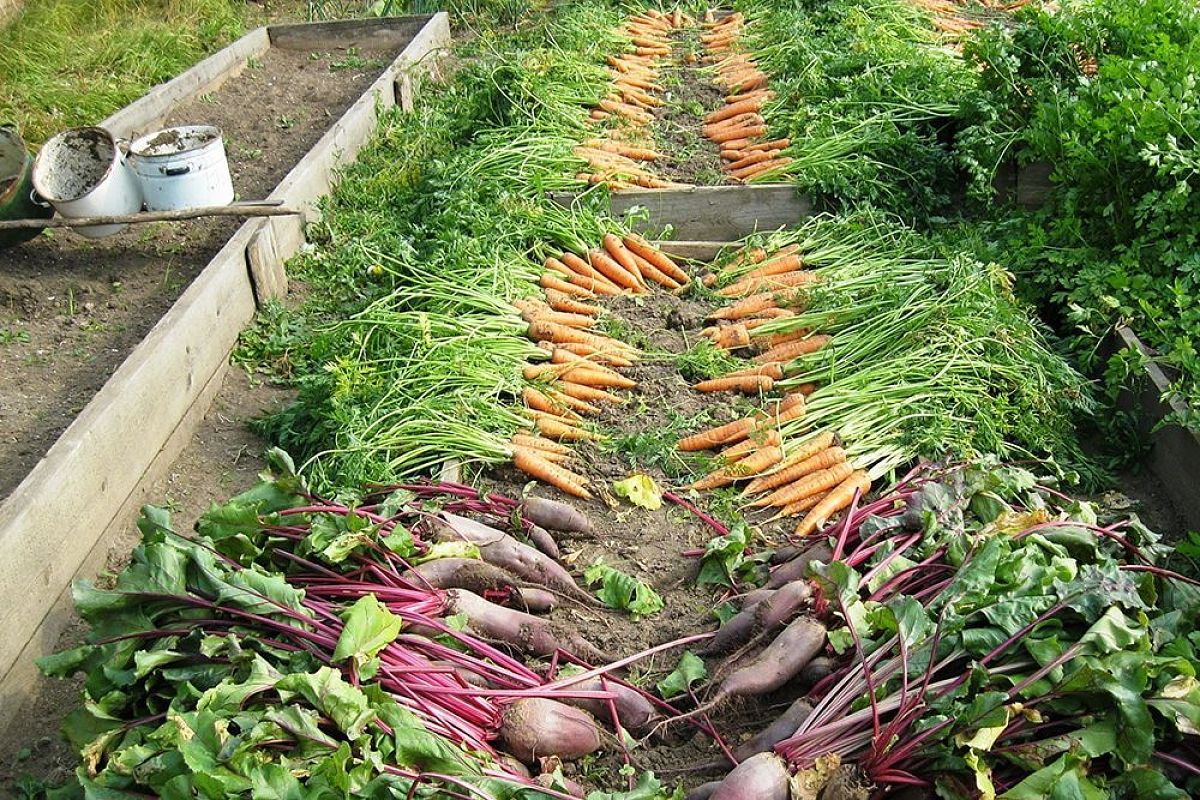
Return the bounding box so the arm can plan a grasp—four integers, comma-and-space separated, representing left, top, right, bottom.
700, 12, 791, 182
674, 244, 869, 538
577, 10, 690, 190
507, 234, 693, 499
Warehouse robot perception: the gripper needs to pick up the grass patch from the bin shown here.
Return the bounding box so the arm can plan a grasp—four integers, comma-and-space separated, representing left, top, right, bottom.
0, 0, 255, 143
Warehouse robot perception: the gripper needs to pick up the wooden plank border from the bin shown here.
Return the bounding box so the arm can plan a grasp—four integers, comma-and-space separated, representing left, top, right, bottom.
0, 14, 450, 730
1111, 326, 1200, 529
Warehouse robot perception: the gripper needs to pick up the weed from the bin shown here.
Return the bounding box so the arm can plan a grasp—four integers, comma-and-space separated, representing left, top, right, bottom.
0, 328, 30, 345
674, 339, 740, 382
276, 115, 296, 130
330, 48, 381, 71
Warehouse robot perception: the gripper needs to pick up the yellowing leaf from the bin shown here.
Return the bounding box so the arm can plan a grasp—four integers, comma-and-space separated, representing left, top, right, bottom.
613, 474, 663, 510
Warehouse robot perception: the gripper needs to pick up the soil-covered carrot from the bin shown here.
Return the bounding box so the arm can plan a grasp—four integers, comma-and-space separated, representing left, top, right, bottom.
754, 333, 832, 364
719, 270, 819, 298
753, 328, 812, 350
544, 290, 601, 317
550, 347, 628, 378
540, 272, 597, 298
589, 248, 643, 292
559, 366, 636, 391
513, 449, 592, 499
525, 410, 602, 442
705, 97, 765, 124
527, 320, 637, 354
709, 291, 779, 321
517, 304, 596, 330
777, 489, 830, 519
677, 395, 803, 452
510, 443, 570, 464
711, 124, 767, 145
523, 387, 583, 421
723, 362, 785, 381
512, 433, 572, 455
749, 447, 848, 506
623, 234, 690, 285
719, 428, 783, 463
761, 462, 854, 511
547, 341, 635, 367
693, 373, 775, 394
692, 445, 784, 490
602, 233, 647, 288
543, 385, 602, 416
745, 431, 836, 492
628, 251, 680, 289
556, 381, 627, 405
548, 255, 621, 295
794, 470, 871, 537
714, 323, 751, 350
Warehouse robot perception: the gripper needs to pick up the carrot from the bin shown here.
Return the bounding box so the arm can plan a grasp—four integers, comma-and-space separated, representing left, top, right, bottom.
712, 324, 750, 350
727, 150, 777, 172
622, 234, 690, 285
745, 431, 836, 493
724, 88, 773, 104
550, 348, 627, 380
559, 367, 636, 391
512, 433, 572, 455
511, 443, 571, 465
584, 140, 660, 161
732, 250, 802, 281
719, 270, 819, 298
527, 320, 638, 354
711, 124, 767, 144
518, 306, 596, 330
735, 157, 792, 181
703, 113, 763, 136
719, 428, 783, 463
525, 410, 603, 442
750, 448, 849, 507
795, 382, 818, 395
524, 387, 583, 421
794, 471, 871, 537
547, 256, 621, 296
776, 489, 830, 519
705, 99, 764, 125
709, 292, 778, 321
544, 290, 601, 317
589, 247, 644, 293
694, 373, 774, 394
513, 449, 592, 500
753, 328, 811, 349
560, 252, 623, 293
540, 272, 597, 299
691, 445, 784, 490
722, 362, 785, 382
677, 417, 757, 452
542, 385, 602, 417
755, 138, 791, 151
753, 334, 832, 364
760, 463, 854, 512
718, 137, 753, 151
628, 252, 680, 289
602, 234, 648, 289
556, 381, 627, 406
547, 341, 635, 368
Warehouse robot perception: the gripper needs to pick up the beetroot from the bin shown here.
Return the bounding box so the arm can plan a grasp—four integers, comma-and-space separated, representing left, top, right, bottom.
401, 558, 519, 595
444, 589, 570, 657
526, 524, 561, 560
558, 676, 661, 731
766, 541, 833, 588
523, 496, 595, 535
515, 586, 557, 613
709, 752, 790, 800
712, 617, 826, 703
703, 580, 812, 656
733, 697, 812, 762
500, 697, 603, 763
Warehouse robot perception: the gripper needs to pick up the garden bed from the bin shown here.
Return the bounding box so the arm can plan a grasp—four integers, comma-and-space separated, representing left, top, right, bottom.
0, 13, 450, 733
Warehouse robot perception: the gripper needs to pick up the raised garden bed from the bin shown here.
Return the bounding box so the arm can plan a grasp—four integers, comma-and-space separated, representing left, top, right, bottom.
0, 13, 450, 730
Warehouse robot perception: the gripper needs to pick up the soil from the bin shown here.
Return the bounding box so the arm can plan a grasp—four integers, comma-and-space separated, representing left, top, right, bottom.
652, 27, 729, 186
0, 42, 397, 501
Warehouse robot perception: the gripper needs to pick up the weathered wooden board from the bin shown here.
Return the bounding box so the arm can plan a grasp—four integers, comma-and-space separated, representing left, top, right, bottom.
0, 14, 450, 731
102, 27, 271, 141
1113, 326, 1200, 530
554, 184, 811, 240
654, 240, 732, 262
269, 15, 432, 51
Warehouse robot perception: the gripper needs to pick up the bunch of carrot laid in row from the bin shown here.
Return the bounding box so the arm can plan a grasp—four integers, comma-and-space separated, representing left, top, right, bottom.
699, 11, 791, 182
679, 400, 871, 538
690, 245, 830, 395
577, 10, 691, 190
506, 233, 692, 499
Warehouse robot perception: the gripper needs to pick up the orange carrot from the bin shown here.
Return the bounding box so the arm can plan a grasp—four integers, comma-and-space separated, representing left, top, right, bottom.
726, 150, 776, 172
524, 387, 583, 421
602, 233, 648, 289
544, 290, 602, 317
543, 385, 602, 416
743, 432, 837, 494
762, 463, 855, 512
719, 428, 783, 463
693, 374, 774, 394
705, 98, 763, 124
754, 334, 832, 364
795, 382, 818, 395
560, 252, 623, 293
584, 140, 660, 161
750, 448, 849, 507
709, 292, 778, 321
540, 272, 597, 299
795, 470, 871, 537
719, 270, 819, 298
550, 348, 627, 380
710, 124, 767, 144
559, 367, 636, 390
510, 443, 570, 465
548, 341, 635, 368
623, 234, 690, 285
718, 137, 753, 151
677, 417, 757, 452
628, 252, 680, 289
734, 157, 792, 180
753, 328, 812, 349
525, 410, 602, 442
512, 433, 572, 455
776, 489, 830, 519
547, 255, 620, 296
723, 362, 785, 381
527, 320, 638, 354
691, 445, 784, 490
714, 324, 751, 350
513, 449, 592, 500
555, 381, 627, 405
590, 247, 644, 292
518, 305, 596, 330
